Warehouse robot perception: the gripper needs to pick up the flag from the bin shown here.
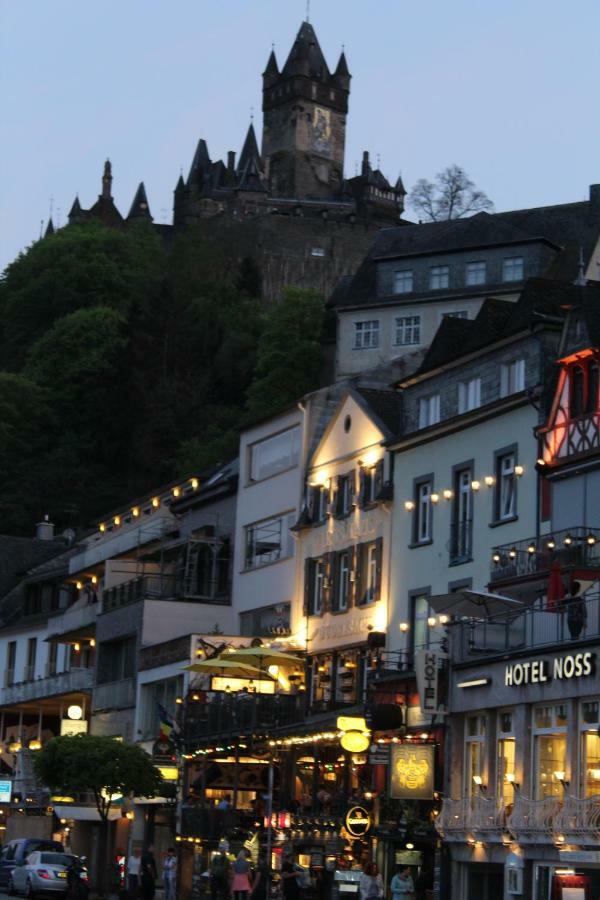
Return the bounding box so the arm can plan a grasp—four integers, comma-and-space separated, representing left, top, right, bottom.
157, 703, 181, 746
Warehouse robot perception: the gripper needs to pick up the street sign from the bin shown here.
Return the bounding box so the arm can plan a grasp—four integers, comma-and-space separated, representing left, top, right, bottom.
0, 780, 12, 803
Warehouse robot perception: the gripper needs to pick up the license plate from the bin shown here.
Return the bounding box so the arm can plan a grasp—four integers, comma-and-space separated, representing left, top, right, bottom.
57, 872, 67, 878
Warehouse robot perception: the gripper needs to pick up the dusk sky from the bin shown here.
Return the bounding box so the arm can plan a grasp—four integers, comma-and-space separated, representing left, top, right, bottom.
1, 0, 599, 272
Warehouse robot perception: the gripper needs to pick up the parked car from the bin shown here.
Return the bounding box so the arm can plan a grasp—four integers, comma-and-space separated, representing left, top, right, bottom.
8, 850, 81, 898
0, 841, 63, 890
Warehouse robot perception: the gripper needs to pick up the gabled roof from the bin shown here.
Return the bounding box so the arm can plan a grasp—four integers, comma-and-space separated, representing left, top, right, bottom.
354, 387, 402, 435
282, 21, 330, 80
127, 182, 152, 220
236, 157, 267, 193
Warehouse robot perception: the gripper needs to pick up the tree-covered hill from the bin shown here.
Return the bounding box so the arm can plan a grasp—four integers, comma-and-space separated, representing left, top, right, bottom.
0, 223, 324, 534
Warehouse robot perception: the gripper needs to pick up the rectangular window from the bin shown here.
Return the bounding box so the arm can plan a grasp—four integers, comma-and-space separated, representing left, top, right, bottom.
533, 704, 568, 799
503, 256, 524, 282
418, 394, 441, 428
458, 378, 481, 413
498, 711, 516, 807
311, 246, 325, 257
310, 485, 329, 524
410, 590, 431, 653
360, 460, 383, 506
366, 543, 378, 603
245, 514, 293, 569
6, 641, 16, 686
580, 700, 600, 797
354, 320, 380, 349
500, 359, 526, 397
395, 315, 421, 346
414, 480, 432, 543
465, 715, 486, 797
97, 636, 136, 684
393, 270, 414, 294
495, 451, 517, 520
465, 261, 486, 286
451, 467, 473, 563
335, 473, 353, 516
430, 265, 450, 290
249, 427, 300, 482
312, 558, 325, 615
333, 551, 350, 612
25, 638, 37, 681
47, 642, 58, 677
142, 676, 183, 739
355, 540, 382, 606
443, 310, 468, 320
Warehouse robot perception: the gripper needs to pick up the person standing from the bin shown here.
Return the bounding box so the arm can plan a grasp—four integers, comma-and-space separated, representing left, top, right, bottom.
127, 847, 142, 896
390, 866, 415, 900
281, 852, 300, 900
163, 848, 177, 900
210, 847, 232, 900
140, 844, 157, 900
232, 850, 251, 900
359, 863, 383, 900
250, 851, 269, 900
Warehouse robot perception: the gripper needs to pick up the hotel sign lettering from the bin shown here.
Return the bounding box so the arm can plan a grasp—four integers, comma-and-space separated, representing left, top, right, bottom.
504, 651, 595, 686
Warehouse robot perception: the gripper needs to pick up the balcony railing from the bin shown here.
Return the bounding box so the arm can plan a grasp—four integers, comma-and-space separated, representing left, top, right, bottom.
506, 795, 560, 843
1, 667, 93, 705
435, 796, 506, 841
184, 693, 305, 746
102, 573, 229, 613
553, 795, 600, 845
452, 589, 600, 661
449, 520, 473, 565
490, 526, 600, 584
92, 678, 136, 711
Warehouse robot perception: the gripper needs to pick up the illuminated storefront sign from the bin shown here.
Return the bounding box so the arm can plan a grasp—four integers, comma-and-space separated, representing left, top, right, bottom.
210, 676, 275, 694
415, 650, 444, 715
504, 652, 595, 686
60, 719, 88, 736
390, 745, 434, 800
0, 780, 12, 803
344, 806, 371, 837
338, 716, 371, 753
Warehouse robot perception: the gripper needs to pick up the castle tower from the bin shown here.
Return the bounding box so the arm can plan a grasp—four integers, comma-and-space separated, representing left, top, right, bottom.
261, 22, 350, 200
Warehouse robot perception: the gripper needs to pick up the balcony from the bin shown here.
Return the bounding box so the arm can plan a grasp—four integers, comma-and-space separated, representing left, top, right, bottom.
92, 678, 136, 711
452, 589, 600, 662
508, 795, 561, 843
102, 573, 229, 614
435, 796, 507, 841
1, 666, 93, 705
490, 526, 600, 586
553, 795, 600, 845
184, 693, 305, 747
449, 520, 473, 565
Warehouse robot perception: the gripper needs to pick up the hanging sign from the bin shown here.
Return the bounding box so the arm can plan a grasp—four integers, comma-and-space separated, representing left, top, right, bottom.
0, 780, 12, 803
390, 745, 434, 800
415, 650, 444, 715
344, 806, 371, 837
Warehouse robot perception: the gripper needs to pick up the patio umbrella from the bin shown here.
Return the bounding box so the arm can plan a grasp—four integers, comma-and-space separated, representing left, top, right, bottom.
222, 646, 305, 669
183, 658, 268, 679
428, 589, 524, 618
546, 561, 565, 611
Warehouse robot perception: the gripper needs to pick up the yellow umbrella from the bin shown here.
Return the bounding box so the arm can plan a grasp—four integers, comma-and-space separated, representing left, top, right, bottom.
222, 646, 305, 670
183, 657, 269, 679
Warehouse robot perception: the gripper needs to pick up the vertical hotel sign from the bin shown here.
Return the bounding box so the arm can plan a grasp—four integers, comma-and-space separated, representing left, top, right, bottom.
390, 745, 435, 800
415, 649, 445, 716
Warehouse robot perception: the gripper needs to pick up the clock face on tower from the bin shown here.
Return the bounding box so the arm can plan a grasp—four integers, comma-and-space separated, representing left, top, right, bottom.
312, 107, 332, 157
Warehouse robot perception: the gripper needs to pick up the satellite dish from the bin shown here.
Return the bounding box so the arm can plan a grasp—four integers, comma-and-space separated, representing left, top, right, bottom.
62, 528, 76, 546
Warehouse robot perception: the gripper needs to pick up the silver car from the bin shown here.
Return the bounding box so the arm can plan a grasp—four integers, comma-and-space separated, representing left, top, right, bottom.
8, 851, 81, 898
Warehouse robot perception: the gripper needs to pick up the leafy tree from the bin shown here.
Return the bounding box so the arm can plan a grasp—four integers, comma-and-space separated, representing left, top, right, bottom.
34, 735, 163, 892
408, 164, 494, 221
246, 286, 325, 422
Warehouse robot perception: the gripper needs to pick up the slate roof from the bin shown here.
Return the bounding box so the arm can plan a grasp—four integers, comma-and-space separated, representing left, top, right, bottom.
127, 182, 152, 220
237, 124, 262, 175
354, 387, 402, 436
282, 21, 330, 80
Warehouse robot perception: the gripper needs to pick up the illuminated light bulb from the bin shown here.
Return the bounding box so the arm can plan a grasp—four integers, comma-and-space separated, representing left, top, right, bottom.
75, 581, 83, 591
175, 697, 183, 705
99, 523, 106, 533
443, 489, 454, 500
439, 614, 449, 625
191, 478, 199, 490
547, 538, 556, 550
484, 475, 495, 487
492, 553, 501, 563
527, 543, 536, 554
114, 515, 121, 526
399, 622, 409, 632
587, 534, 597, 546
471, 480, 481, 492
90, 638, 96, 648
508, 547, 517, 559
29, 739, 42, 751
505, 773, 515, 783
472, 775, 483, 786
172, 487, 181, 498
91, 575, 98, 585
404, 500, 415, 511
427, 616, 437, 627
537, 458, 546, 466
132, 506, 140, 517
73, 643, 80, 652
405, 843, 414, 850
564, 534, 573, 546
152, 497, 160, 508
514, 464, 524, 476
430, 493, 439, 504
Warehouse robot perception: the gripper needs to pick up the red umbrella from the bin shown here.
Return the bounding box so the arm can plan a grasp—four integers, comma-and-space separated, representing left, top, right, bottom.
546, 561, 565, 610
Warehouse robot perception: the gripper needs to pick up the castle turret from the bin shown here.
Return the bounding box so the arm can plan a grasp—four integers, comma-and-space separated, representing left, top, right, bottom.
127, 182, 152, 221
101, 159, 113, 199
262, 21, 349, 200
44, 217, 55, 237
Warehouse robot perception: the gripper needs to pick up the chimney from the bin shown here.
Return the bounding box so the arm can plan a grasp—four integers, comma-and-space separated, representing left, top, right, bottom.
361, 151, 370, 178
227, 151, 236, 173
36, 514, 55, 541
590, 184, 600, 221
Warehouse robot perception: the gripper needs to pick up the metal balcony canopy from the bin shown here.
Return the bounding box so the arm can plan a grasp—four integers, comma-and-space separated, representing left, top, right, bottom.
429, 589, 525, 618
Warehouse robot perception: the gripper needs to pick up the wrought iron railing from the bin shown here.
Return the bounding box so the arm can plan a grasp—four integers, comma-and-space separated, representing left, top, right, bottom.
553, 795, 600, 845
435, 796, 506, 840
490, 526, 600, 583
184, 692, 305, 747
507, 794, 560, 842
102, 573, 230, 613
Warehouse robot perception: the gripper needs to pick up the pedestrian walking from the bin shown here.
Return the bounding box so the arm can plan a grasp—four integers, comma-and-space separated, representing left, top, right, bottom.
163, 848, 177, 900
390, 865, 414, 900
210, 847, 232, 900
140, 845, 157, 900
232, 850, 251, 900
127, 847, 142, 896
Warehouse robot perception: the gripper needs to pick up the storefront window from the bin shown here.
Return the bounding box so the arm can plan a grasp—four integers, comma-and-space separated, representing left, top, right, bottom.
580, 700, 600, 797
465, 714, 486, 797
497, 711, 516, 807
533, 704, 568, 799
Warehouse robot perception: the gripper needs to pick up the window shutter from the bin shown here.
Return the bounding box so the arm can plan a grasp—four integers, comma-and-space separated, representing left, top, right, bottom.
349, 545, 357, 606
330, 478, 338, 517
358, 467, 366, 507
330, 551, 339, 611
458, 383, 466, 414
374, 537, 383, 602
419, 399, 427, 429
322, 552, 333, 613
500, 365, 509, 398
349, 470, 356, 509
374, 460, 384, 499
354, 543, 365, 606
307, 485, 316, 522
516, 358, 525, 391
303, 558, 312, 615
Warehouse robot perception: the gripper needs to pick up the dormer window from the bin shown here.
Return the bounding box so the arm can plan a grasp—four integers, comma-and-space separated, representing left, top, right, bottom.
465, 261, 486, 286
503, 256, 524, 282
569, 360, 599, 418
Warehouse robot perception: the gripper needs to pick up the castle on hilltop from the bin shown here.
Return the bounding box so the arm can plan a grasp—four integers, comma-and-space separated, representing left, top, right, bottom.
58, 21, 408, 301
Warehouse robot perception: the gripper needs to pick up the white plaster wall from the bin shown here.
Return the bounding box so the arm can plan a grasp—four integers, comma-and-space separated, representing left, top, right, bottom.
140, 600, 236, 647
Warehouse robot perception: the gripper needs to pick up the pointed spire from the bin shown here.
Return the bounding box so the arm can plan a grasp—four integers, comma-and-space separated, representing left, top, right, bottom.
101, 159, 112, 199
282, 21, 330, 80
237, 123, 261, 175
174, 174, 185, 194
236, 156, 267, 193
334, 50, 350, 77
187, 138, 211, 185
127, 182, 152, 220
395, 174, 407, 195
69, 195, 82, 217
263, 48, 279, 77
44, 218, 55, 237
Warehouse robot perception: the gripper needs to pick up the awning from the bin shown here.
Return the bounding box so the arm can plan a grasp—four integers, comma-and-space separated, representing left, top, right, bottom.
53, 805, 121, 821
428, 590, 525, 618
